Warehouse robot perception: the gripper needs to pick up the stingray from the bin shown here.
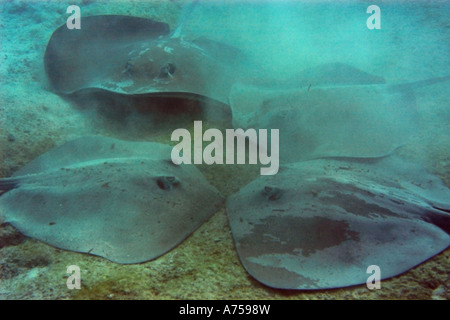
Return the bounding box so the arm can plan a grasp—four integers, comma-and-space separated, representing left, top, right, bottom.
230, 71, 450, 163
44, 15, 254, 106
0, 136, 223, 263
226, 156, 450, 289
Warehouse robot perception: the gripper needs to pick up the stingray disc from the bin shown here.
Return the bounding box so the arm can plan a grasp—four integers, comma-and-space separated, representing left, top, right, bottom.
0, 136, 223, 263
226, 156, 450, 289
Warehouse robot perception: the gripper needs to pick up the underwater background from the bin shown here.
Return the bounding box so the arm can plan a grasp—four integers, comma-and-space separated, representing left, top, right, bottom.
0, 0, 449, 299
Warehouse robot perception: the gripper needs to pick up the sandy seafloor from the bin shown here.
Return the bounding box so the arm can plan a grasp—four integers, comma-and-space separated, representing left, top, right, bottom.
0, 0, 449, 299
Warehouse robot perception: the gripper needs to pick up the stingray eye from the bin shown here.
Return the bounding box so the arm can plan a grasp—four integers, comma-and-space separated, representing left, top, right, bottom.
158, 62, 176, 78
157, 176, 180, 190
262, 186, 282, 201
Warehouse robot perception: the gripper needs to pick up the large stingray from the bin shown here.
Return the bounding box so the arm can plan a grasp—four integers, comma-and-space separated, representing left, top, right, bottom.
44, 15, 254, 105
226, 156, 450, 289
0, 136, 223, 263
230, 74, 450, 163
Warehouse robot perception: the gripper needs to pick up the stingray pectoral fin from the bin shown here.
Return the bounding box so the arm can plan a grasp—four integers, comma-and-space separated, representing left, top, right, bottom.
11, 136, 172, 176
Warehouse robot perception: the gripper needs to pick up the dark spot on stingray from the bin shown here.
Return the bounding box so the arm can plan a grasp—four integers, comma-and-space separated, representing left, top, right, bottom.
322, 192, 399, 219
313, 178, 401, 219
157, 176, 180, 190
239, 216, 359, 258
110, 143, 115, 150
262, 186, 282, 201
49, 222, 56, 226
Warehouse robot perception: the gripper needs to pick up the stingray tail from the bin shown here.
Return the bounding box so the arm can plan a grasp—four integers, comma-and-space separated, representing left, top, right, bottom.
389, 75, 450, 92
171, 0, 199, 39
0, 178, 19, 194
